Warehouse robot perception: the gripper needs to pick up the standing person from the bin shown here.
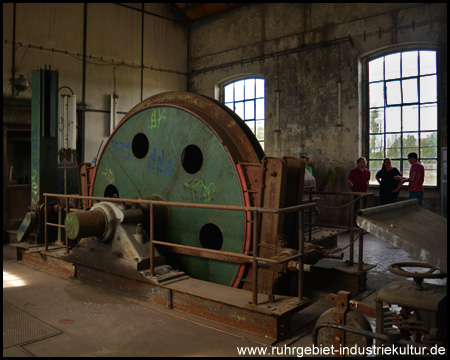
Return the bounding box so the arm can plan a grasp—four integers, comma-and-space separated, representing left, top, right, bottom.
348, 157, 371, 193
300, 155, 313, 174
394, 152, 425, 206
376, 158, 401, 205
348, 157, 371, 214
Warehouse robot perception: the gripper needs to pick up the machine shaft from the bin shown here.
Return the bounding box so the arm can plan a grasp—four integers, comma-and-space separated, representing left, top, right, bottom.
65, 209, 107, 240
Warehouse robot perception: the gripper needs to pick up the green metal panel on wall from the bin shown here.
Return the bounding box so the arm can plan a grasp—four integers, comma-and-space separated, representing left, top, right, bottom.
31, 69, 59, 206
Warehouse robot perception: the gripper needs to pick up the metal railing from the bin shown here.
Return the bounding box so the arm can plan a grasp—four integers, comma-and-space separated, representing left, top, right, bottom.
303, 190, 373, 272
44, 192, 317, 305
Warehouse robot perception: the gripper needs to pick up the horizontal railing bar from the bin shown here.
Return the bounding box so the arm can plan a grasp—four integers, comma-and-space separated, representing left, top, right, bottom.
304, 190, 373, 197
44, 193, 316, 214
152, 240, 302, 265
45, 222, 65, 229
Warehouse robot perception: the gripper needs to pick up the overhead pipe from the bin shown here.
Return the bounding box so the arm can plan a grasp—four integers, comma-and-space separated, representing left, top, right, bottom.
191, 36, 354, 76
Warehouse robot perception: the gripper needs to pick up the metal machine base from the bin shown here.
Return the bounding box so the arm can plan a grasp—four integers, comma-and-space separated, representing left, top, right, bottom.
11, 244, 310, 344
307, 258, 376, 296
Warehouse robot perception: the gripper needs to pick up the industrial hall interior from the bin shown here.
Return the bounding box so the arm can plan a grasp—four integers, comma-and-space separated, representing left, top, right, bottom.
3, 3, 447, 357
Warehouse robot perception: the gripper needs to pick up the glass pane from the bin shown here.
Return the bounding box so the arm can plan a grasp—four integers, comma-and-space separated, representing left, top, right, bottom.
369, 82, 384, 107
423, 159, 437, 186
385, 106, 401, 132
234, 80, 244, 101
420, 51, 436, 76
386, 81, 401, 105
245, 120, 255, 133
224, 85, 234, 103
390, 159, 401, 172
244, 79, 255, 99
369, 160, 383, 184
420, 104, 437, 131
244, 100, 255, 120
225, 102, 234, 111
402, 160, 411, 177
385, 53, 401, 80
402, 51, 418, 77
369, 57, 384, 82
369, 134, 384, 159
402, 78, 418, 103
370, 108, 384, 133
420, 75, 437, 103
386, 133, 401, 158
255, 99, 264, 119
369, 160, 384, 172
402, 133, 419, 155
402, 105, 419, 132
420, 131, 437, 158
255, 79, 264, 98
256, 120, 264, 141
234, 102, 244, 119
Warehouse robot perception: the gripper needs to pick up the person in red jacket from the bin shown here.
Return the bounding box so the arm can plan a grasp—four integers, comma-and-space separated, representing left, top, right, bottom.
348, 157, 371, 218
348, 157, 371, 193
394, 152, 425, 206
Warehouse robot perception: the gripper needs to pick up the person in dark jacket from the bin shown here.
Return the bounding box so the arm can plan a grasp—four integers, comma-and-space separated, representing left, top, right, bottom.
376, 158, 401, 205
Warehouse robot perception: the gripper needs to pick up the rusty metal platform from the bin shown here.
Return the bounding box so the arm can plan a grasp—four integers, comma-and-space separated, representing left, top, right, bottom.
9, 243, 75, 278
307, 258, 376, 296
11, 244, 310, 344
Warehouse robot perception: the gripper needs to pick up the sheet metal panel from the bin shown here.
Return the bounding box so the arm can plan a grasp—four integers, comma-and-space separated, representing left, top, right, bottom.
356, 200, 447, 273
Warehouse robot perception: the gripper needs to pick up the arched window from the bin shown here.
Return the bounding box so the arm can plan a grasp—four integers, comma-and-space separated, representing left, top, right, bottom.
367, 50, 438, 186
222, 78, 265, 149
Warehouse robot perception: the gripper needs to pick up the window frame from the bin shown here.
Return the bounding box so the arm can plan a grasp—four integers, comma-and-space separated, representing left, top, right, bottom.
363, 46, 440, 188
220, 76, 265, 149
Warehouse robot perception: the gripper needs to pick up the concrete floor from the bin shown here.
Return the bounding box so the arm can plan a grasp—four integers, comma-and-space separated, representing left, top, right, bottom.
3, 232, 446, 357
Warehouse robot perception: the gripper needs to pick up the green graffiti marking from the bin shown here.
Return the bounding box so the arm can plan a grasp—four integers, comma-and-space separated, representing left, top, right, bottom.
184, 178, 216, 204
102, 168, 115, 184
148, 109, 166, 132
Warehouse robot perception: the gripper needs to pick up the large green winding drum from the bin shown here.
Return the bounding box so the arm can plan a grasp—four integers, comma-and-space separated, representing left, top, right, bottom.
91, 92, 264, 286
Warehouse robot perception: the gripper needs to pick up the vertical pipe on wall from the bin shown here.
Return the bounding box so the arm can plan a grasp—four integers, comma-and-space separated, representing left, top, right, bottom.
141, 3, 144, 102
273, 58, 281, 155
186, 26, 190, 91
82, 4, 87, 109
11, 3, 16, 97
80, 3, 87, 163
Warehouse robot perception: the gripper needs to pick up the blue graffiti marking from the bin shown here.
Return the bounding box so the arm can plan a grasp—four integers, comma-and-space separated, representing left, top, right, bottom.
147, 148, 174, 177
111, 140, 131, 160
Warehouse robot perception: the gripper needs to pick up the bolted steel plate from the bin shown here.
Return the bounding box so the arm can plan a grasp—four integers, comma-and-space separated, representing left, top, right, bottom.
92, 104, 248, 286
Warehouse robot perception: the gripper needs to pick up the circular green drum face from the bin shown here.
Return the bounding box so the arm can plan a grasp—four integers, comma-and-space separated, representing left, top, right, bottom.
92, 106, 246, 285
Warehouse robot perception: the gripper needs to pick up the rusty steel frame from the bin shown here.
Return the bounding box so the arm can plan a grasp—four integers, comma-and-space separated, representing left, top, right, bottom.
303, 190, 373, 272
44, 192, 316, 305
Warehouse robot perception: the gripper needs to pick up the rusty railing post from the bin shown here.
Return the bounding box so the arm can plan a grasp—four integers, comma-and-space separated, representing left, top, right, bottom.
65, 196, 69, 254
358, 195, 364, 271
150, 202, 154, 276
298, 209, 304, 301
44, 195, 48, 252
308, 191, 313, 243
349, 194, 355, 265
252, 210, 259, 305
